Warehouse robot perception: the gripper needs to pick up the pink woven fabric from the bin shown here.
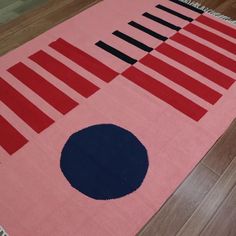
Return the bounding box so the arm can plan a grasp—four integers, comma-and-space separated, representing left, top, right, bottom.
0, 0, 235, 235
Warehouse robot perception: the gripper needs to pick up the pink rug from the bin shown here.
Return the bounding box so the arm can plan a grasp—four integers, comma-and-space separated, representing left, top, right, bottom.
0, 0, 236, 235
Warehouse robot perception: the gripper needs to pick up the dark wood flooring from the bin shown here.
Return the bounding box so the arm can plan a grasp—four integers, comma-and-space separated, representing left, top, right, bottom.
0, 0, 101, 55
0, 1, 235, 235
139, 120, 236, 236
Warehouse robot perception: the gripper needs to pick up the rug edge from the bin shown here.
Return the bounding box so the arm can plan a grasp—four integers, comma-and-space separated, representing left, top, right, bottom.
178, 0, 236, 25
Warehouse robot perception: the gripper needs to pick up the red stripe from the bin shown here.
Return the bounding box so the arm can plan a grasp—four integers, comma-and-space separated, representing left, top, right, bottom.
0, 116, 28, 155
171, 33, 236, 73
156, 43, 234, 89
29, 50, 99, 98
140, 53, 222, 104
8, 63, 79, 114
122, 66, 207, 121
0, 78, 54, 133
197, 15, 236, 39
49, 38, 118, 82
184, 23, 236, 54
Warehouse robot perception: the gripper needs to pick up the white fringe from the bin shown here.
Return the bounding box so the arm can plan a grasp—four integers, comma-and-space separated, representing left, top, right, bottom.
177, 0, 236, 25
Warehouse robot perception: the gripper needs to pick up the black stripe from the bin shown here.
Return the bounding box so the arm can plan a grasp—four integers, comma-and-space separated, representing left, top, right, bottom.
128, 21, 168, 41
169, 0, 204, 14
95, 41, 137, 64
143, 12, 181, 31
112, 30, 153, 52
156, 4, 193, 22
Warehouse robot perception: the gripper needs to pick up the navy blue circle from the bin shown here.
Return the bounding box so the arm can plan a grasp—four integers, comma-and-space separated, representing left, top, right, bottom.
60, 124, 148, 200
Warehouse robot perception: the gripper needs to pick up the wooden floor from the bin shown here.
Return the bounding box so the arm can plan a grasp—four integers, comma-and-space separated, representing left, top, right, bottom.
0, 1, 235, 235
0, 0, 48, 24
0, 0, 101, 55
139, 119, 236, 236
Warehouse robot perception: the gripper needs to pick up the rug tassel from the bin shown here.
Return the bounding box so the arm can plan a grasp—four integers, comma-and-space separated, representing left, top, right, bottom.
178, 0, 236, 25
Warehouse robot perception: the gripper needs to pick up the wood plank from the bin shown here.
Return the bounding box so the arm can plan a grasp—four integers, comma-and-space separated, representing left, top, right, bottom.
0, 18, 52, 53
200, 185, 236, 236
176, 157, 236, 236
0, 1, 23, 16
0, 0, 18, 8
15, 0, 47, 14
46, 0, 100, 25
0, 11, 19, 24
0, 0, 99, 38
0, 0, 72, 36
0, 0, 101, 55
194, 0, 225, 9
215, 0, 236, 19
203, 119, 236, 176
195, 0, 236, 19
138, 164, 218, 236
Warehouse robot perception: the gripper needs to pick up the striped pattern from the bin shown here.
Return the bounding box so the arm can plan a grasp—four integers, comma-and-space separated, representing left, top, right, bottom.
143, 12, 181, 31
140, 53, 222, 105
122, 67, 207, 121
0, 115, 28, 155
155, 43, 234, 89
29, 50, 100, 98
1, 0, 235, 155
128, 21, 168, 41
49, 38, 118, 82
0, 78, 54, 133
8, 62, 78, 114
184, 23, 236, 54
95, 0, 235, 120
170, 33, 236, 73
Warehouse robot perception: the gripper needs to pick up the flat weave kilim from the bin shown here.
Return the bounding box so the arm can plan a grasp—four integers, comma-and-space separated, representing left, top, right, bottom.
0, 0, 236, 235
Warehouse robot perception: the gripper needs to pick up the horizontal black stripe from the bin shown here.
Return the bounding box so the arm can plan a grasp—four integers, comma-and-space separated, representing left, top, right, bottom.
169, 0, 204, 14
143, 12, 181, 31
112, 30, 153, 52
95, 41, 137, 64
128, 21, 168, 41
156, 4, 193, 22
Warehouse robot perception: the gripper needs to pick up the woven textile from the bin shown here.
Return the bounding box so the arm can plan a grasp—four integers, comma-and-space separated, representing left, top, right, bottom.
0, 0, 235, 235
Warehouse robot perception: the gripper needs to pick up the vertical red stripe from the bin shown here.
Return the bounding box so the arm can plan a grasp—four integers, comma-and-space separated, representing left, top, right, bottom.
156, 43, 234, 89
184, 23, 236, 54
8, 62, 78, 114
197, 15, 236, 39
0, 116, 28, 155
140, 53, 222, 104
171, 33, 236, 73
49, 38, 119, 82
29, 50, 99, 98
122, 66, 207, 121
0, 78, 54, 133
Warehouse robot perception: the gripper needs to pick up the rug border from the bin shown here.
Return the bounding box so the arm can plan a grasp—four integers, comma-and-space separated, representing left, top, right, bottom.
178, 0, 236, 25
